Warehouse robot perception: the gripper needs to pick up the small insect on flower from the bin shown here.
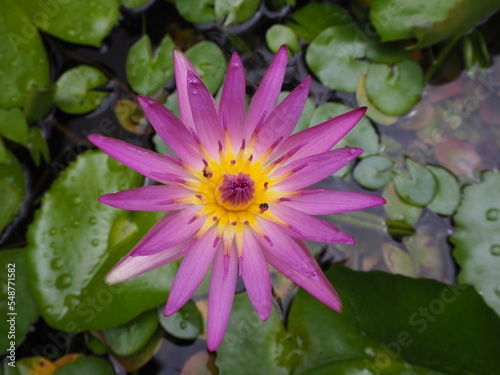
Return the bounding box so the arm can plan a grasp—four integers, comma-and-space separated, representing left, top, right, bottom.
88, 45, 386, 351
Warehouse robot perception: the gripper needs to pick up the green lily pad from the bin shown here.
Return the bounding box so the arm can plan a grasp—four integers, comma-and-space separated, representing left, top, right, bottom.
121, 0, 151, 9
126, 34, 175, 96
216, 293, 288, 374
103, 309, 158, 356
310, 102, 380, 156
393, 158, 437, 207
365, 39, 410, 64
113, 328, 164, 372
369, 0, 500, 48
27, 127, 50, 166
158, 299, 203, 340
84, 332, 107, 355
23, 85, 56, 122
427, 165, 460, 215
382, 242, 419, 277
266, 25, 299, 55
0, 0, 49, 109
365, 59, 424, 116
17, 0, 120, 47
355, 74, 399, 126
0, 108, 28, 146
287, 3, 352, 42
185, 42, 226, 94
0, 249, 39, 355
175, 0, 216, 24
215, 0, 260, 26
353, 155, 393, 190
306, 26, 370, 93
383, 182, 422, 225
25, 151, 179, 332
54, 356, 114, 375
55, 65, 109, 114
0, 150, 25, 233
452, 171, 500, 317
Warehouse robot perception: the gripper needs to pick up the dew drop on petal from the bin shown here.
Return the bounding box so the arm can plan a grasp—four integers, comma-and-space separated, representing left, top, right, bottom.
191, 88, 199, 95
486, 208, 499, 221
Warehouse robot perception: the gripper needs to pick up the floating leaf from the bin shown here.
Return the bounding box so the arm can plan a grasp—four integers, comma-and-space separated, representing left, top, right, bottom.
0, 249, 39, 355
185, 42, 226, 94
215, 0, 260, 26
266, 25, 299, 55
126, 34, 175, 96
306, 26, 369, 93
393, 158, 437, 207
382, 242, 419, 277
176, 0, 216, 24
113, 328, 164, 372
0, 150, 25, 233
26, 151, 179, 331
103, 309, 158, 356
370, 0, 500, 48
365, 39, 410, 64
0, 0, 49, 109
452, 171, 500, 317
0, 108, 28, 146
353, 155, 393, 190
53, 356, 114, 375
158, 300, 202, 340
365, 59, 424, 116
356, 74, 399, 125
287, 3, 352, 42
121, 0, 151, 9
23, 85, 56, 123
427, 165, 460, 215
17, 0, 120, 47
55, 65, 109, 114
84, 332, 107, 355
383, 182, 422, 225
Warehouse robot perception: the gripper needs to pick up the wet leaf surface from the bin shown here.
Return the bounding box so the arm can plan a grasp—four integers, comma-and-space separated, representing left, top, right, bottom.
0, 150, 25, 233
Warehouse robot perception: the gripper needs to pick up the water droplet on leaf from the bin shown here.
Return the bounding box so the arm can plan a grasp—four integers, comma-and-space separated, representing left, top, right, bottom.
49, 227, 57, 236
56, 274, 72, 289
490, 245, 500, 256
50, 258, 63, 270
91, 239, 99, 247
486, 208, 499, 221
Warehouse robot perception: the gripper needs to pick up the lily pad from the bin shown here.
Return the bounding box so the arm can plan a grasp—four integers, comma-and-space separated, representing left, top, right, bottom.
370, 0, 500, 48
126, 34, 175, 96
112, 328, 164, 372
54, 356, 114, 375
310, 102, 380, 156
0, 108, 28, 146
365, 59, 424, 116
215, 0, 260, 26
306, 26, 369, 93
383, 182, 422, 225
452, 171, 500, 317
266, 25, 299, 55
103, 309, 158, 356
16, 0, 120, 47
0, 249, 39, 355
427, 165, 460, 215
355, 74, 399, 126
158, 299, 203, 340
25, 151, 179, 332
175, 0, 216, 24
393, 158, 437, 207
121, 0, 151, 9
0, 150, 25, 233
55, 65, 109, 114
185, 42, 226, 94
382, 242, 419, 277
0, 0, 50, 109
353, 154, 393, 190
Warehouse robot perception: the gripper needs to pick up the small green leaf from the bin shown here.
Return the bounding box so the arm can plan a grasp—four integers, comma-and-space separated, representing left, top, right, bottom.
17, 0, 120, 47
306, 26, 369, 93
0, 249, 39, 355
383, 182, 422, 225
0, 150, 25, 233
126, 34, 175, 96
393, 159, 437, 207
84, 333, 107, 355
175, 0, 216, 24
26, 151, 179, 331
103, 309, 158, 356
0, 0, 49, 109
55, 65, 109, 114
27, 127, 50, 166
353, 155, 393, 190
310, 102, 380, 156
23, 85, 56, 122
365, 59, 424, 116
0, 108, 29, 146
158, 299, 202, 340
266, 25, 299, 55
355, 74, 399, 126
215, 0, 260, 26
427, 165, 460, 215
452, 171, 500, 317
54, 356, 114, 375
185, 42, 226, 94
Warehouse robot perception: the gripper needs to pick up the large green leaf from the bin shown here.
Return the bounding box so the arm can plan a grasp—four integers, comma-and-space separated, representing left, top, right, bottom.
306, 26, 369, 93
369, 0, 500, 48
175, 0, 216, 24
26, 151, 179, 331
54, 356, 114, 375
0, 249, 39, 355
215, 0, 260, 26
452, 171, 500, 317
0, 0, 49, 109
126, 34, 175, 96
16, 0, 121, 47
0, 150, 25, 233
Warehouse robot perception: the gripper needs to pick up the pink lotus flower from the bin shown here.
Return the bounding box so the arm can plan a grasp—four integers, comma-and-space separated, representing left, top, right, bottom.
88, 46, 385, 350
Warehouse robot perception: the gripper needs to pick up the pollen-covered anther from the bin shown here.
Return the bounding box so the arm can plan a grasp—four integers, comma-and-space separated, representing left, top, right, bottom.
215, 172, 256, 211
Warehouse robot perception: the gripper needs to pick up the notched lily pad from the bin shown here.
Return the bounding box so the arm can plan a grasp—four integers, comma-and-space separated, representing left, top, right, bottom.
55, 65, 109, 114
427, 165, 460, 215
353, 154, 393, 190
393, 158, 437, 207
383, 182, 422, 225
158, 299, 203, 340
266, 25, 299, 55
